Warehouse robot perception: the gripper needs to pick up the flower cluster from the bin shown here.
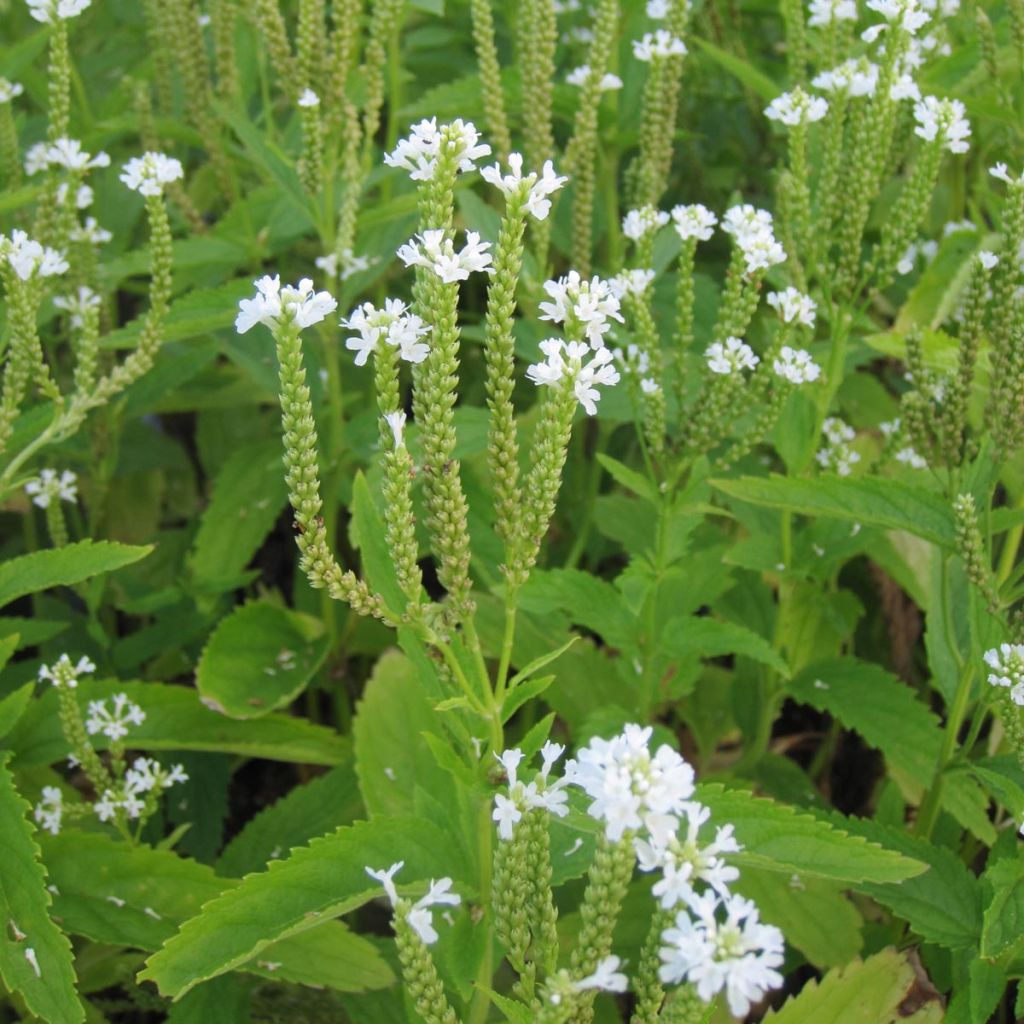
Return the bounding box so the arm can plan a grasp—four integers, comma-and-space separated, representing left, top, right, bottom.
397, 229, 493, 283
1, 230, 68, 281
610, 268, 655, 299
812, 59, 879, 97
119, 152, 184, 196
27, 0, 91, 23
766, 287, 817, 328
991, 163, 1024, 187
672, 203, 718, 241
0, 78, 24, 104
773, 346, 821, 384
984, 644, 1024, 705
481, 153, 568, 220
365, 862, 461, 945
816, 418, 861, 476
721, 204, 786, 274
526, 340, 620, 415
341, 298, 431, 366
94, 757, 189, 824
614, 343, 658, 394
807, 0, 857, 25
31, 137, 110, 173
632, 29, 687, 61
894, 446, 928, 469
492, 744, 570, 840
235, 276, 338, 334
34, 787, 64, 835
622, 206, 670, 241
25, 468, 78, 508
384, 118, 490, 181
912, 96, 971, 154
864, 0, 930, 35
764, 87, 829, 127
706, 337, 759, 376
85, 692, 146, 742
53, 286, 100, 328
547, 957, 629, 1006
566, 65, 623, 91
38, 653, 95, 688
538, 271, 624, 348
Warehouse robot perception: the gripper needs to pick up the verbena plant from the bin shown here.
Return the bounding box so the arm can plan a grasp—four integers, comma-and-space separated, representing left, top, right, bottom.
1, 0, 1024, 1021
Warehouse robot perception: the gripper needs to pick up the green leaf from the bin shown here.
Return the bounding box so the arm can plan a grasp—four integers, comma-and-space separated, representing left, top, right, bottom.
217, 763, 363, 878
8, 680, 348, 767
981, 857, 1024, 964
662, 616, 791, 677
692, 37, 780, 99
0, 540, 153, 608
521, 569, 637, 652
0, 755, 84, 1024
787, 659, 943, 796
0, 682, 33, 741
696, 784, 926, 885
596, 453, 657, 503
140, 817, 466, 1000
507, 634, 580, 689
349, 471, 407, 612
188, 440, 288, 590
0, 632, 16, 672
501, 674, 555, 723
41, 830, 393, 994
763, 948, 944, 1023
712, 475, 957, 547
196, 601, 328, 719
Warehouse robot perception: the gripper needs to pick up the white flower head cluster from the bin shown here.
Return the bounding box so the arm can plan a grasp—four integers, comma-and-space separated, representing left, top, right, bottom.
38, 653, 95, 689
70, 217, 113, 247
539, 271, 625, 348
1, 230, 69, 281
610, 268, 656, 299
765, 87, 829, 127
341, 298, 430, 366
978, 250, 999, 271
526, 340, 620, 415
95, 757, 188, 823
25, 468, 78, 508
57, 182, 95, 209
384, 118, 490, 182
36, 137, 110, 173
812, 59, 879, 97
816, 417, 861, 476
913, 96, 971, 154
297, 88, 320, 108
481, 153, 568, 221
364, 862, 461, 945
636, 801, 741, 909
547, 956, 629, 1006
34, 786, 64, 835
773, 346, 821, 385
991, 163, 1024, 187
623, 206, 671, 241
862, 0, 930, 41
890, 71, 922, 103
633, 29, 688, 61
705, 337, 759, 376
721, 204, 786, 274
0, 78, 25, 104
565, 724, 696, 844
120, 152, 184, 196
646, 0, 671, 16
492, 743, 570, 840
894, 446, 927, 469
985, 644, 1024, 705
671, 203, 718, 242
315, 248, 377, 282
807, 0, 858, 26
766, 287, 817, 328
896, 238, 938, 275
85, 693, 146, 741
659, 890, 785, 1017
397, 229, 493, 283
236, 276, 337, 334
27, 0, 91, 22
566, 65, 623, 90
53, 286, 100, 328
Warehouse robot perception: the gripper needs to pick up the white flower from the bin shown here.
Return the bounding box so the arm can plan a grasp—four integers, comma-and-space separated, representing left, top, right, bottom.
124, 756, 188, 795
894, 446, 927, 469
57, 182, 95, 209
526, 339, 620, 415
53, 286, 100, 328
0, 78, 24, 104
384, 118, 490, 181
341, 298, 430, 365
316, 248, 376, 281
25, 468, 78, 508
492, 745, 571, 841
990, 163, 1024, 186
366, 862, 404, 906
812, 59, 879, 97
721, 206, 786, 274
406, 878, 461, 946
671, 204, 718, 241
610, 268, 655, 299
890, 72, 921, 102
765, 87, 828, 126
773, 346, 821, 384
492, 793, 523, 840
647, 0, 671, 16
913, 95, 971, 154
120, 152, 184, 196
235, 276, 338, 334
85, 693, 146, 741
633, 29, 688, 61
984, 644, 1024, 704
481, 153, 568, 221
641, 377, 660, 394
816, 417, 861, 475
297, 88, 320, 108
24, 143, 50, 176
879, 418, 901, 437
567, 724, 696, 843
1, 230, 69, 281
34, 787, 63, 835
575, 955, 629, 994
70, 217, 113, 247
864, 0, 930, 34
42, 138, 110, 172
396, 229, 494, 283
27, 0, 91, 23
566, 65, 623, 90
705, 337, 759, 376
978, 250, 999, 270
766, 287, 817, 327
623, 206, 670, 241
658, 891, 785, 1018
38, 653, 96, 688
384, 411, 406, 449
538, 271, 624, 348
807, 0, 858, 26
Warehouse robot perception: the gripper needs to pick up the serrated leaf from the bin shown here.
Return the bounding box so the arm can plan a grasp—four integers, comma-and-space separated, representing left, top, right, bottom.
8, 679, 348, 767
349, 471, 407, 613
0, 682, 33, 741
140, 817, 467, 999
787, 659, 943, 796
712, 475, 957, 547
501, 675, 555, 722
981, 858, 1024, 963
763, 948, 943, 1023
0, 540, 153, 608
696, 784, 926, 885
507, 634, 579, 689
596, 453, 657, 503
662, 616, 791, 677
196, 601, 328, 719
0, 755, 84, 1024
